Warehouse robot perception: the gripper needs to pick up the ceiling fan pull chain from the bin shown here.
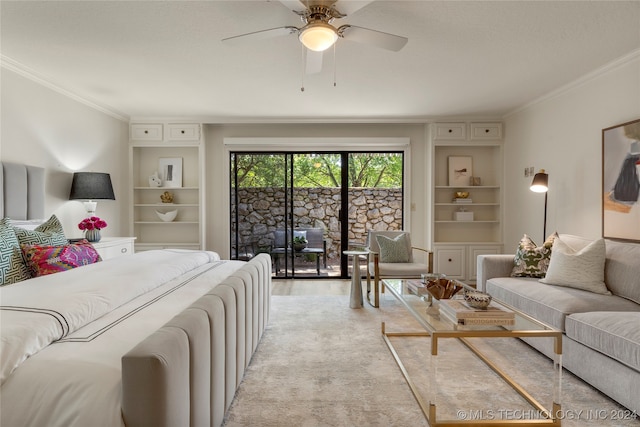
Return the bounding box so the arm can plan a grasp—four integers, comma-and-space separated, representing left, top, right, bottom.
301, 44, 305, 92
333, 42, 337, 87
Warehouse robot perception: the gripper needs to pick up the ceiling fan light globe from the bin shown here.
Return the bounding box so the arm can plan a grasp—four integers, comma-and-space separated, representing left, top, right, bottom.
299, 23, 338, 52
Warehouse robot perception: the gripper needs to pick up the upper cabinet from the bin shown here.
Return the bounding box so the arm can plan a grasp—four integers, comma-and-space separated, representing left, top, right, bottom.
431, 122, 503, 283
129, 122, 205, 252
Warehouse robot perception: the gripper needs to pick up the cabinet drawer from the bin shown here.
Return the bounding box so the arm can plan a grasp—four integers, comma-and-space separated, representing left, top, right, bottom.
130, 124, 163, 141
433, 123, 467, 140
93, 238, 135, 260
470, 123, 502, 140
434, 247, 465, 279
167, 124, 200, 141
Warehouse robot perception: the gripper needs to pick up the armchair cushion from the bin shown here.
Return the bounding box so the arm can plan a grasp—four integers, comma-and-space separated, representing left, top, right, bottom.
376, 233, 410, 263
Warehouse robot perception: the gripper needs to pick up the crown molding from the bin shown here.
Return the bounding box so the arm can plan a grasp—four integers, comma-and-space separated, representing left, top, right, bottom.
504, 48, 640, 118
1, 55, 129, 122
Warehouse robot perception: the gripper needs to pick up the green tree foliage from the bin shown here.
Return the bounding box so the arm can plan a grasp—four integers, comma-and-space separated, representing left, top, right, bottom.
232, 153, 402, 188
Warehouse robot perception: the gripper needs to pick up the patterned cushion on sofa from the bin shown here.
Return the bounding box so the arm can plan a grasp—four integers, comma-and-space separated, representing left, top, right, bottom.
21, 240, 102, 277
511, 233, 558, 278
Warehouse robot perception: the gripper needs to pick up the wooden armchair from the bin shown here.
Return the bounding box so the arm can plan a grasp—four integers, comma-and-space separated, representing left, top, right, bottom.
365, 230, 433, 307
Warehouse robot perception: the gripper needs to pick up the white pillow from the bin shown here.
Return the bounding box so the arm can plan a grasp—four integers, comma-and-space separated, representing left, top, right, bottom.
539, 237, 610, 295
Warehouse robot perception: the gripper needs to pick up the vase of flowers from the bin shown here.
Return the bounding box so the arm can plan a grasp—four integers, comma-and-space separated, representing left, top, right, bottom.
78, 216, 107, 242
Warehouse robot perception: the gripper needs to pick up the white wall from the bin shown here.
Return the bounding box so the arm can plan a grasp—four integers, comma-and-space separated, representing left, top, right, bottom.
503, 51, 640, 246
204, 123, 430, 258
1, 69, 129, 238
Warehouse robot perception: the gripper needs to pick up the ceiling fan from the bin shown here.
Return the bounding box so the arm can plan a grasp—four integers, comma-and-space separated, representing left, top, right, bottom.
222, 0, 408, 75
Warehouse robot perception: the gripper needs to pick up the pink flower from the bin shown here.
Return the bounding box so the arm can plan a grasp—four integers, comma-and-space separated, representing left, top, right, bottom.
78, 216, 108, 231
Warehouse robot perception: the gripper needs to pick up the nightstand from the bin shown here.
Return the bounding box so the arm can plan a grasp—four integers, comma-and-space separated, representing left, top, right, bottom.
92, 237, 137, 260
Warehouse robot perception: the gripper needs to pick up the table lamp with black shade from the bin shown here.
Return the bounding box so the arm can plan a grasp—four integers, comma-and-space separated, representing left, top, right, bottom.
530, 169, 549, 241
69, 172, 115, 216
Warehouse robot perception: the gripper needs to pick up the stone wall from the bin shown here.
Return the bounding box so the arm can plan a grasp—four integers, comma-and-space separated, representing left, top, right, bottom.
232, 187, 403, 259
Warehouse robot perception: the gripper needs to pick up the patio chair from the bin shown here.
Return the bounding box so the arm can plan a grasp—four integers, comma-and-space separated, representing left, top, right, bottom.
365, 230, 433, 307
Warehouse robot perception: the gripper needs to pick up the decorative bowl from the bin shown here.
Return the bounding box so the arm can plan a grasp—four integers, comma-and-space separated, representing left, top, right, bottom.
426, 278, 463, 300
454, 191, 470, 199
156, 209, 178, 222
464, 290, 492, 309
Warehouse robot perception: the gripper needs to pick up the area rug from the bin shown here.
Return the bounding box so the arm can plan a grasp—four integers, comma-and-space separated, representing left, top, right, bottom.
222, 296, 639, 426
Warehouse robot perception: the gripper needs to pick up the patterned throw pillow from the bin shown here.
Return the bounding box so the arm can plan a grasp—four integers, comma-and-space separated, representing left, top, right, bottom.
510, 232, 558, 278
13, 214, 68, 246
0, 218, 32, 285
540, 237, 610, 294
21, 240, 102, 277
376, 233, 410, 263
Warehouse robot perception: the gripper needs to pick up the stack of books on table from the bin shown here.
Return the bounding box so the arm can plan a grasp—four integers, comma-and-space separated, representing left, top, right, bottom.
453, 198, 473, 204
406, 280, 430, 296
439, 299, 515, 326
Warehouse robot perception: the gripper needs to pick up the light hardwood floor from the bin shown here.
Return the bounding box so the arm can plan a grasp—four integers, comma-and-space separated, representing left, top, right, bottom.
272, 279, 351, 296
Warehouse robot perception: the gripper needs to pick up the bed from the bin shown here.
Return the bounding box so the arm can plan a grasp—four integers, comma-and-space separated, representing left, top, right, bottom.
0, 162, 272, 427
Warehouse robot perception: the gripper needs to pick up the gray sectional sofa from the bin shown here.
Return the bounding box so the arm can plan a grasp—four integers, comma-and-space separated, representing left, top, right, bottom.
477, 234, 640, 413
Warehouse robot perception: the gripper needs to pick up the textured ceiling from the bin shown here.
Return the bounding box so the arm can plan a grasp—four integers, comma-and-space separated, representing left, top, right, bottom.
2, 1, 639, 121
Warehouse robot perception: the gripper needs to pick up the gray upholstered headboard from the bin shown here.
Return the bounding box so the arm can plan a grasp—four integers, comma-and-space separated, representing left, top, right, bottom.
0, 162, 45, 220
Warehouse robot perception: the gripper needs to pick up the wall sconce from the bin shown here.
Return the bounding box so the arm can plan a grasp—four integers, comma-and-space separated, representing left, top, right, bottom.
530, 169, 549, 240
69, 172, 115, 216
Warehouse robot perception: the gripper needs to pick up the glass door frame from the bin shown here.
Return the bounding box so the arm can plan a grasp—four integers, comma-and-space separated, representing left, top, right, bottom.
225, 137, 412, 279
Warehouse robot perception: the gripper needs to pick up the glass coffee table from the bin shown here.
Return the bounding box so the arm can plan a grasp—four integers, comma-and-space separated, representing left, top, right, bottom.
382, 278, 563, 426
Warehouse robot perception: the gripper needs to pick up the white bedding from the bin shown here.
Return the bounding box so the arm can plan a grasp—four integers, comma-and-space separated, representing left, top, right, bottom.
0, 250, 246, 427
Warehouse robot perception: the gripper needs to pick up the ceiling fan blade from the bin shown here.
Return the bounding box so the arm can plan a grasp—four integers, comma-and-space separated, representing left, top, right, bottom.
278, 0, 307, 14
339, 25, 407, 51
278, 1, 373, 17
222, 26, 299, 45
305, 49, 324, 74
333, 0, 374, 16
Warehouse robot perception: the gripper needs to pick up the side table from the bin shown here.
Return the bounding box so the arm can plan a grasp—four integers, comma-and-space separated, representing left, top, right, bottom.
343, 250, 368, 308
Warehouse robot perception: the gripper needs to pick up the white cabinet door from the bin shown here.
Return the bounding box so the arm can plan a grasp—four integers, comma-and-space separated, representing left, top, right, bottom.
433, 123, 467, 140
130, 124, 163, 141
434, 246, 466, 279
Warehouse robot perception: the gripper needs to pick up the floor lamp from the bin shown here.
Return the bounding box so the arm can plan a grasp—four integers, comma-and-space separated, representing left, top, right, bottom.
530, 169, 549, 241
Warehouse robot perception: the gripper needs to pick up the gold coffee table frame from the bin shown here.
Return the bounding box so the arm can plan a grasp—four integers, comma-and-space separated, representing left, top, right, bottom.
382, 279, 563, 427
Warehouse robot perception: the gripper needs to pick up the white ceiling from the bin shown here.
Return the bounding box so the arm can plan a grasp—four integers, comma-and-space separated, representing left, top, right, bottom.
2, 1, 639, 121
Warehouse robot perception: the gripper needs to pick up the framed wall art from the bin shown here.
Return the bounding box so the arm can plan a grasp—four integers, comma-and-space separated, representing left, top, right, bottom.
448, 156, 473, 186
159, 157, 183, 188
602, 118, 640, 242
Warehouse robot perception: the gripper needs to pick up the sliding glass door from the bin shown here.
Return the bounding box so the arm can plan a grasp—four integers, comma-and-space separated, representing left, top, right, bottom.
230, 151, 404, 279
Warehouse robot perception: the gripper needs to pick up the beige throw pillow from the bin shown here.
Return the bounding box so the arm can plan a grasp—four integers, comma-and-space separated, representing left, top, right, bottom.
376, 234, 410, 263
539, 237, 610, 295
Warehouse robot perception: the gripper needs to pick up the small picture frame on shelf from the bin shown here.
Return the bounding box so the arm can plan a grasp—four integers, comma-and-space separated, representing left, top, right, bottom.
159, 157, 183, 188
448, 156, 472, 186
470, 176, 482, 186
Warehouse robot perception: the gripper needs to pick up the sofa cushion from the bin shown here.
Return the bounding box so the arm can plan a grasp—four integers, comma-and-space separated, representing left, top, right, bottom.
604, 239, 640, 304
510, 233, 557, 278
369, 261, 430, 278
486, 277, 640, 330
540, 237, 609, 295
566, 312, 640, 372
